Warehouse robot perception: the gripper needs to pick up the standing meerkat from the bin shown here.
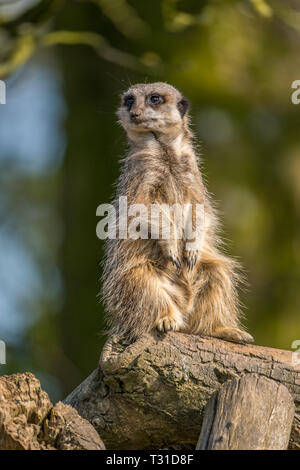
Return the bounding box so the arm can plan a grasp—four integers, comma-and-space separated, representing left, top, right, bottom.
102, 82, 254, 344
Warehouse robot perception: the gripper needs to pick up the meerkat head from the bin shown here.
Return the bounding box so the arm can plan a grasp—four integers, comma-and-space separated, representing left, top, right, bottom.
117, 82, 189, 140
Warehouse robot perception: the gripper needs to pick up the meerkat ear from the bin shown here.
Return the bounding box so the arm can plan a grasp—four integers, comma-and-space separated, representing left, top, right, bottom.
177, 97, 189, 117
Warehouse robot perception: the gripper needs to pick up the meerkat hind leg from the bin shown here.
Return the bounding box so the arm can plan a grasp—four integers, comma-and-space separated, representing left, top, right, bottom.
211, 326, 254, 344
189, 258, 254, 344
155, 275, 186, 334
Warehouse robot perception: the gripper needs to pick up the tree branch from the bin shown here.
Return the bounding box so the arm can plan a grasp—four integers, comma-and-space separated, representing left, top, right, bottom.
0, 29, 146, 78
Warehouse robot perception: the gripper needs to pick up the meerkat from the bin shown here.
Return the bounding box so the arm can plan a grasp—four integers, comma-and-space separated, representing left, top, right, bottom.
101, 82, 254, 344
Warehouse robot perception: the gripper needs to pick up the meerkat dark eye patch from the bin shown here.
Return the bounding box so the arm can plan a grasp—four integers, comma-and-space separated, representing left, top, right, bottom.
148, 94, 164, 105
124, 95, 135, 109
177, 97, 189, 117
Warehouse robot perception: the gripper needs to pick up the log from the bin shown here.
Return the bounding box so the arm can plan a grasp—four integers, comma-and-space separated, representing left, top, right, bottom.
65, 332, 300, 450
197, 374, 295, 450
0, 373, 105, 450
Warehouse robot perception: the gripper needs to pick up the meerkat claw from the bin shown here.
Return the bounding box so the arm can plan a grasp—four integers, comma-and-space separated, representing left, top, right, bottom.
185, 251, 198, 270
169, 256, 181, 270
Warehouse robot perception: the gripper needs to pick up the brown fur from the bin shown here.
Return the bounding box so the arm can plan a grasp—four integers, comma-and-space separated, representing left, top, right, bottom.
102, 82, 253, 343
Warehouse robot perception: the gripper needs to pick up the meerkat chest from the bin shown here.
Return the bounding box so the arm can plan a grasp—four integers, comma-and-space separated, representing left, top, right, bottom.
152, 158, 196, 203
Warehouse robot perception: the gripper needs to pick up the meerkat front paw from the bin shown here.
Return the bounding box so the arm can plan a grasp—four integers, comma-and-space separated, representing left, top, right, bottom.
212, 327, 254, 344
159, 241, 182, 270
167, 246, 182, 270
184, 249, 198, 270
156, 316, 180, 333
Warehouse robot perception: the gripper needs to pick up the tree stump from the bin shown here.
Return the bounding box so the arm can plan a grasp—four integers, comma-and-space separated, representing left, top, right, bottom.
197, 374, 295, 450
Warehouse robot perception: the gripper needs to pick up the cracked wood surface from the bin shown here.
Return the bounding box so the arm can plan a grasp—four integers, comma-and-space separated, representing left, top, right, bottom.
197, 374, 295, 449
65, 332, 300, 450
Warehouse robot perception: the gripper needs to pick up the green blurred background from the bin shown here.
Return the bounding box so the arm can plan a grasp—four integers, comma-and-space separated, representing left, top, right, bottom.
0, 0, 299, 401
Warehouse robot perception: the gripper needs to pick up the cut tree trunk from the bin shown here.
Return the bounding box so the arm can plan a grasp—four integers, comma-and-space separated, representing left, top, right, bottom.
197, 374, 295, 450
65, 332, 300, 450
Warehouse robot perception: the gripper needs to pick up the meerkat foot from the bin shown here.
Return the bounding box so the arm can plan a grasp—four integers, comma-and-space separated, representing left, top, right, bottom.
156, 316, 181, 333
211, 327, 254, 344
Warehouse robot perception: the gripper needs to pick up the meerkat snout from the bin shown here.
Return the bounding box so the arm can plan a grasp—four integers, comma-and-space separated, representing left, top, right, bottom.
129, 111, 141, 122
117, 82, 189, 135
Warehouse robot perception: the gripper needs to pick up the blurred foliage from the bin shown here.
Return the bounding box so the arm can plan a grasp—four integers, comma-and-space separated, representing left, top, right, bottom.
0, 0, 299, 400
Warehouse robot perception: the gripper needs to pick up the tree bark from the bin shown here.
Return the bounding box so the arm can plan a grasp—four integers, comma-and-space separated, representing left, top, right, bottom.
0, 373, 105, 450
65, 332, 300, 450
197, 374, 295, 450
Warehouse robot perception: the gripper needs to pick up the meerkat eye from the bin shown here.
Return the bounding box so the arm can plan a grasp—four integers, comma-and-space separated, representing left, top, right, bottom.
124, 95, 135, 109
149, 94, 164, 105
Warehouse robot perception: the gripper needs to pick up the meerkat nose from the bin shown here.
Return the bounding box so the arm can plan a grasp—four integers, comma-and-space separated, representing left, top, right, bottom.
130, 112, 140, 121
